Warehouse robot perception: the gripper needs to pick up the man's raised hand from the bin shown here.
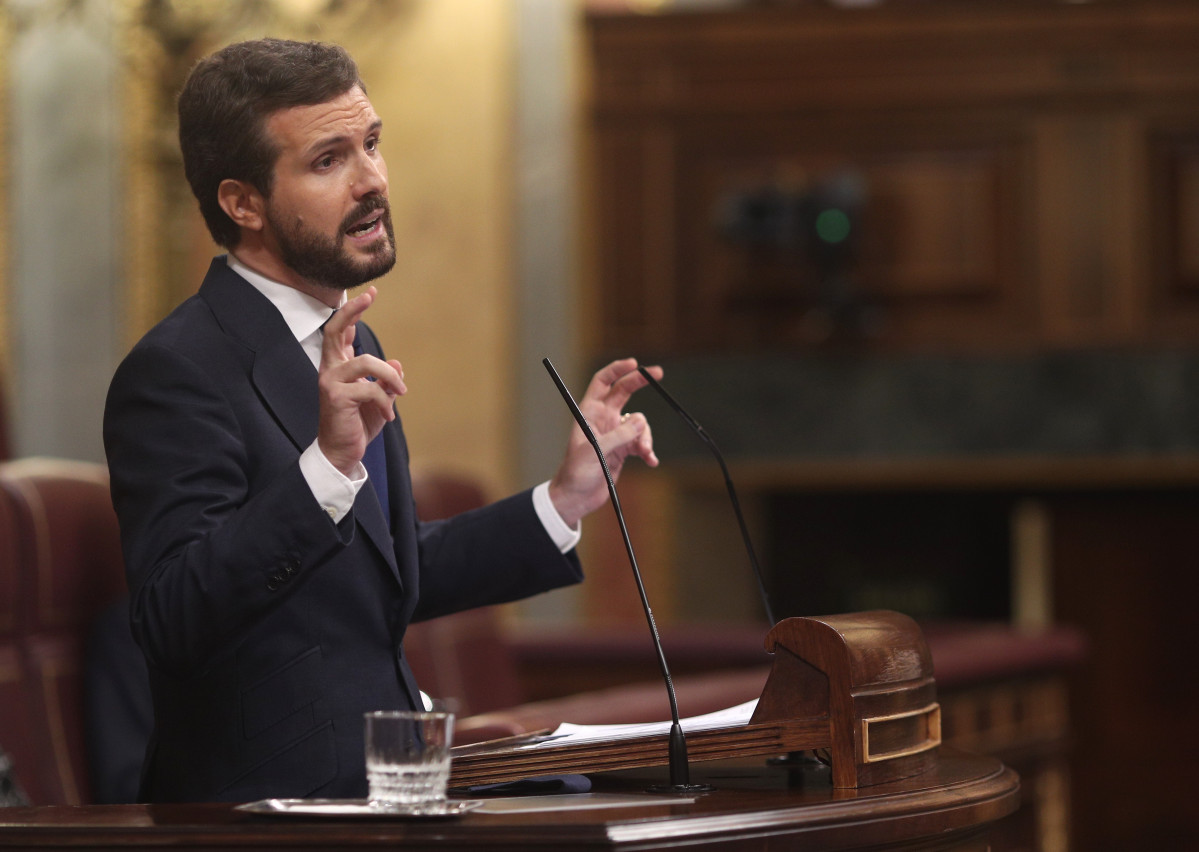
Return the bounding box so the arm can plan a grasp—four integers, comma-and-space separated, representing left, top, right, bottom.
548, 358, 662, 529
316, 286, 406, 477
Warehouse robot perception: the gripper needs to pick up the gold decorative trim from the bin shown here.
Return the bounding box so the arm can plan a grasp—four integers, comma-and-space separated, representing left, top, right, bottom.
116, 0, 167, 349
859, 702, 942, 764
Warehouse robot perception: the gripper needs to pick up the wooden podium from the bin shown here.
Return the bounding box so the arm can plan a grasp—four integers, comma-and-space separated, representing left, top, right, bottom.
0, 612, 1019, 851
0, 751, 1018, 851
451, 610, 942, 790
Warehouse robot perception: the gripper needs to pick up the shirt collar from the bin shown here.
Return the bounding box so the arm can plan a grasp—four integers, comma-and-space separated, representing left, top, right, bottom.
225, 254, 345, 343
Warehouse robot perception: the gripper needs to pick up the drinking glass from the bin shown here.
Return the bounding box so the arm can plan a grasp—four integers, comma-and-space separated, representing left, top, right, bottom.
364, 710, 454, 809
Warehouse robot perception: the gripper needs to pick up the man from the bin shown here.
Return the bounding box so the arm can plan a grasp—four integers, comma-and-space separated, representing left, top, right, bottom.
103, 38, 659, 803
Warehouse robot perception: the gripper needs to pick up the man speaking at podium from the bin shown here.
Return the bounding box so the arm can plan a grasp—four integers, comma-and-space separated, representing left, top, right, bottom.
103, 37, 659, 803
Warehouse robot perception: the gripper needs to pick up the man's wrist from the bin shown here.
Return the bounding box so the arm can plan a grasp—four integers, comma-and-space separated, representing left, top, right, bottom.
300, 440, 366, 523
534, 481, 581, 554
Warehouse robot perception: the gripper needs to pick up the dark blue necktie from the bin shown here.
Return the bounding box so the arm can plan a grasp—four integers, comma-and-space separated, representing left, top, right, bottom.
352, 328, 391, 524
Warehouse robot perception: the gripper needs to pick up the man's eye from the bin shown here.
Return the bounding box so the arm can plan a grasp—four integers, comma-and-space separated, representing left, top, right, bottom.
365, 137, 379, 153
316, 155, 335, 169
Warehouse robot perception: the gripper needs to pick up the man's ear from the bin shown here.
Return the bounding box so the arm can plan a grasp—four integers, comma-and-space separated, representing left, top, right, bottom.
217, 179, 265, 232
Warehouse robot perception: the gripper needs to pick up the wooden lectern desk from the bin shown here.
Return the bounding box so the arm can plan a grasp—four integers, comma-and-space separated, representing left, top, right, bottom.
0, 612, 1020, 850
0, 751, 1017, 851
453, 611, 944, 790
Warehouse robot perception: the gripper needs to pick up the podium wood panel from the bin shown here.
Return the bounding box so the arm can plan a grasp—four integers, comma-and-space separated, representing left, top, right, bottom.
0, 750, 1018, 852
451, 612, 942, 790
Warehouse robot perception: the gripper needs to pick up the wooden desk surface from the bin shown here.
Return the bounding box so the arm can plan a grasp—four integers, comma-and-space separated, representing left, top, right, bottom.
0, 750, 1018, 851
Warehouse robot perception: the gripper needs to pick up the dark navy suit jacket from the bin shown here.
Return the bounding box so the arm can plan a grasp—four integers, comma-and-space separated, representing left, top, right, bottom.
103, 257, 581, 802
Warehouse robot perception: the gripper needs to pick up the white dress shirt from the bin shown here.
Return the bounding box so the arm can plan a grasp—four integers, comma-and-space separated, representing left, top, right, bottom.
226, 254, 580, 552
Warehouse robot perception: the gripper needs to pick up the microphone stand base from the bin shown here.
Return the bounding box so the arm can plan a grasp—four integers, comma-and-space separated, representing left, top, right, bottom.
646, 783, 715, 795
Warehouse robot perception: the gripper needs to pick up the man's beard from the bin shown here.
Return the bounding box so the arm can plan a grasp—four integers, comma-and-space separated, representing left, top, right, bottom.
269, 196, 397, 290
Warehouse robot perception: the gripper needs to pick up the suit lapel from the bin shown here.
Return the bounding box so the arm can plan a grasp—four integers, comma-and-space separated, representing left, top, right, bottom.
252, 337, 320, 452
198, 259, 319, 453
380, 413, 418, 598
350, 324, 413, 594
198, 258, 403, 588
351, 468, 399, 581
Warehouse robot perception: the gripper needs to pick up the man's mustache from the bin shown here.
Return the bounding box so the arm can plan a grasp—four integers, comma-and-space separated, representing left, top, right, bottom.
341, 196, 390, 234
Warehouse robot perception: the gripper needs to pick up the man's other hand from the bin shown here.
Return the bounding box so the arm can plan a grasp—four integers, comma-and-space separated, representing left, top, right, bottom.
548, 358, 661, 529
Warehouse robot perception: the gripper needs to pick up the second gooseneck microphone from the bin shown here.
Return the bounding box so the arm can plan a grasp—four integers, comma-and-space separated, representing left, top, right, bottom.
542, 358, 708, 794
636, 366, 778, 627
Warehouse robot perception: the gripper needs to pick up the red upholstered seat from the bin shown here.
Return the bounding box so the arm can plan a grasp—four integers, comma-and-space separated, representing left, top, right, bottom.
0, 459, 125, 805
1, 470, 35, 804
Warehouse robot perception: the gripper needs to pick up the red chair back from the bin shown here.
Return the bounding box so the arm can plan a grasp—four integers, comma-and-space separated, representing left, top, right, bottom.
0, 459, 125, 804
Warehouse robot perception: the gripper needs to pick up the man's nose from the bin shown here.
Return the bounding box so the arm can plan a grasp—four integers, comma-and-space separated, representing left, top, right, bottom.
352, 153, 387, 198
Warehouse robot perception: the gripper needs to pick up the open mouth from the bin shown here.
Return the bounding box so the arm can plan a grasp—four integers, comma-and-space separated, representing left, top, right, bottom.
346, 212, 383, 238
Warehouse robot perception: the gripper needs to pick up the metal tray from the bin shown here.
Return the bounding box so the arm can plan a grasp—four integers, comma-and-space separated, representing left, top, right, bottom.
235, 798, 483, 819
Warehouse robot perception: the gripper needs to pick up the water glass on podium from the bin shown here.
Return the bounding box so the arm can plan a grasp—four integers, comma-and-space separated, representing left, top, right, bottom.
364, 710, 455, 809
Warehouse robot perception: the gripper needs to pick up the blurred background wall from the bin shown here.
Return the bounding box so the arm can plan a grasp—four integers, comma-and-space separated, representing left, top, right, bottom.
2, 0, 1198, 848
0, 0, 582, 499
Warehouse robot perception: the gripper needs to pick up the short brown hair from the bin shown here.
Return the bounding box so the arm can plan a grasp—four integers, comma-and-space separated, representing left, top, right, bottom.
177, 38, 364, 248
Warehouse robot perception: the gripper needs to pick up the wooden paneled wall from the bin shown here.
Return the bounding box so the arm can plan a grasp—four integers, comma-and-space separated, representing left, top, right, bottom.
582, 4, 1199, 850
584, 1, 1199, 356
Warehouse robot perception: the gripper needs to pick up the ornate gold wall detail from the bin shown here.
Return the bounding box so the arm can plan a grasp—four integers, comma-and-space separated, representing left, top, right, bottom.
113, 0, 411, 347
115, 0, 169, 349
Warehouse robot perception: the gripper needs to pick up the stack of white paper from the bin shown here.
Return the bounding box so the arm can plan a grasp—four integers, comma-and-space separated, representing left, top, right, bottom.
519, 699, 759, 750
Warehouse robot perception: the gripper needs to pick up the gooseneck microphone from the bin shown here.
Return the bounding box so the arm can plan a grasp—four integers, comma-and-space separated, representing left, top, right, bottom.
542, 358, 709, 794
637, 366, 778, 626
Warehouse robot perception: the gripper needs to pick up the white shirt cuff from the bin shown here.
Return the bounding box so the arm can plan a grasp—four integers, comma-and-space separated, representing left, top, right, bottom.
533, 481, 581, 554
300, 440, 366, 524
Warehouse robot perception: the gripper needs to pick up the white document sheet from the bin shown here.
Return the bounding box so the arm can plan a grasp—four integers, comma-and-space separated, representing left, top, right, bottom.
518, 698, 759, 750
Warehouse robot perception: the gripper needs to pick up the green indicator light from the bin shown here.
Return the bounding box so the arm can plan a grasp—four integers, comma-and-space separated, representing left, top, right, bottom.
815, 208, 851, 244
